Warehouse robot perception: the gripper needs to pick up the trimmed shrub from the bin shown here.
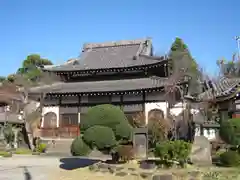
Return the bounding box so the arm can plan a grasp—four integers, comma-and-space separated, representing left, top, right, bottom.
220, 118, 240, 146
71, 136, 91, 156
219, 150, 240, 167
115, 122, 133, 141
80, 104, 127, 131
83, 125, 117, 150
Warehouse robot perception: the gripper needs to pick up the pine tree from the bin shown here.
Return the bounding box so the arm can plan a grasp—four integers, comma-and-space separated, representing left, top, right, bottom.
169, 37, 201, 95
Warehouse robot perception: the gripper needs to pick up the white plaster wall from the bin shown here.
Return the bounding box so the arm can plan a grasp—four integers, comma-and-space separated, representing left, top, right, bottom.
145, 102, 168, 124
41, 106, 59, 128
195, 127, 201, 136
145, 102, 185, 124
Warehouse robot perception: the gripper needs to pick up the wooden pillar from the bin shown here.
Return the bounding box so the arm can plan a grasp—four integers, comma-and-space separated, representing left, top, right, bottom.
142, 91, 147, 124
120, 94, 124, 110
163, 63, 167, 77
58, 96, 62, 128
40, 93, 44, 113
39, 93, 44, 128
109, 95, 112, 104
200, 125, 204, 136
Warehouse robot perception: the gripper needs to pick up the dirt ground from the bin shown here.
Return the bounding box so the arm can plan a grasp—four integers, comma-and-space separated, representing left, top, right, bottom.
1, 156, 240, 180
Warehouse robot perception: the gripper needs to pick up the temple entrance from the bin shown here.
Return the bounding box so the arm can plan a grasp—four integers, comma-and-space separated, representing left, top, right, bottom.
148, 109, 164, 120
43, 112, 57, 128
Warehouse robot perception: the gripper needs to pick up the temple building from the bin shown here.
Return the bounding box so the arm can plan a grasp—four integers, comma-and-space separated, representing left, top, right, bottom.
28, 38, 189, 139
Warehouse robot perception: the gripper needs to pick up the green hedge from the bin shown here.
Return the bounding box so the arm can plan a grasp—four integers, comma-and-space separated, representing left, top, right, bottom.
220, 118, 240, 146
219, 150, 240, 167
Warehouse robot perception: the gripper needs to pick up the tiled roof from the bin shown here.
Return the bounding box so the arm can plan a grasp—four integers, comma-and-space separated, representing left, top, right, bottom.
43, 38, 167, 71
29, 77, 169, 94
186, 77, 240, 101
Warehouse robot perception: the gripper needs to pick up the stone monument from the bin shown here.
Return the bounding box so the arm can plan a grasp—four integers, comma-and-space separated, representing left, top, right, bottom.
190, 135, 212, 166
133, 128, 148, 159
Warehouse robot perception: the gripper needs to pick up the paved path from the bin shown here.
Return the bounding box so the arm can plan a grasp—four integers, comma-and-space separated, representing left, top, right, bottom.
0, 155, 107, 180
0, 156, 59, 180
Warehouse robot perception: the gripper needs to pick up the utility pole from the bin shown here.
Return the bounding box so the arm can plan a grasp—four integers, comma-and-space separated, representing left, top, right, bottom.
235, 36, 240, 61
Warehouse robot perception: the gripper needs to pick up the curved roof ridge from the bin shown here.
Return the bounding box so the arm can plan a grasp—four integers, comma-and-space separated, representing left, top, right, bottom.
83, 38, 150, 50
139, 54, 166, 61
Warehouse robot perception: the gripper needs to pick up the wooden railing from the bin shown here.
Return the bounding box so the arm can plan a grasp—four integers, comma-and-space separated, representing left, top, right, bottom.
39, 126, 80, 138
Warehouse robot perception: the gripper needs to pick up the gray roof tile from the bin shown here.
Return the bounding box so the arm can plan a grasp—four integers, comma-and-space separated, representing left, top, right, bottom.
189, 77, 240, 101
29, 77, 169, 94
43, 38, 167, 71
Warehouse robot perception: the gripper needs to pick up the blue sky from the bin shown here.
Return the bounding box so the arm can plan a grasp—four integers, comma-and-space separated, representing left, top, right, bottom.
0, 0, 239, 76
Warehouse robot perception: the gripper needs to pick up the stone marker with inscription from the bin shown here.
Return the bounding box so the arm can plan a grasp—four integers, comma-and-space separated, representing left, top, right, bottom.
133, 128, 148, 159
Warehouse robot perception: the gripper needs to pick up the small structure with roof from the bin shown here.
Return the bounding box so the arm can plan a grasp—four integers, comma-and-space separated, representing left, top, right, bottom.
185, 77, 240, 141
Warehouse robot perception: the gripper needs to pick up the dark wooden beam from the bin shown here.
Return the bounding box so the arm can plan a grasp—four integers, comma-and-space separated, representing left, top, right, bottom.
40, 93, 44, 113
143, 91, 146, 113
43, 99, 166, 107
120, 95, 123, 110
78, 95, 81, 113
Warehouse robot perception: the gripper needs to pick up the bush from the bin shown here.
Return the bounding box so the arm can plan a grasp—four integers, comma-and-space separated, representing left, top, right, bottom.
36, 143, 47, 153
115, 122, 133, 141
154, 141, 170, 160
220, 118, 240, 146
83, 125, 117, 150
80, 104, 127, 131
219, 150, 240, 167
71, 136, 91, 156
154, 140, 191, 167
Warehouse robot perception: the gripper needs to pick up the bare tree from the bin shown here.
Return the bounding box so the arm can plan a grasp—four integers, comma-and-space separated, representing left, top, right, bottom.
1, 71, 61, 149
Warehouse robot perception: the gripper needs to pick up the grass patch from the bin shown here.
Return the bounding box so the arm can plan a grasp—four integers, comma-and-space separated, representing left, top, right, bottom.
0, 151, 10, 156
14, 148, 32, 155
0, 151, 12, 157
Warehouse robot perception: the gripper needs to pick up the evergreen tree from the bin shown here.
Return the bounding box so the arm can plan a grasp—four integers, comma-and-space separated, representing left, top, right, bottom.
169, 37, 201, 95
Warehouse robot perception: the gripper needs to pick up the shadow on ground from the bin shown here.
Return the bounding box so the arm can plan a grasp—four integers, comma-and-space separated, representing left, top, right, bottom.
59, 158, 101, 170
